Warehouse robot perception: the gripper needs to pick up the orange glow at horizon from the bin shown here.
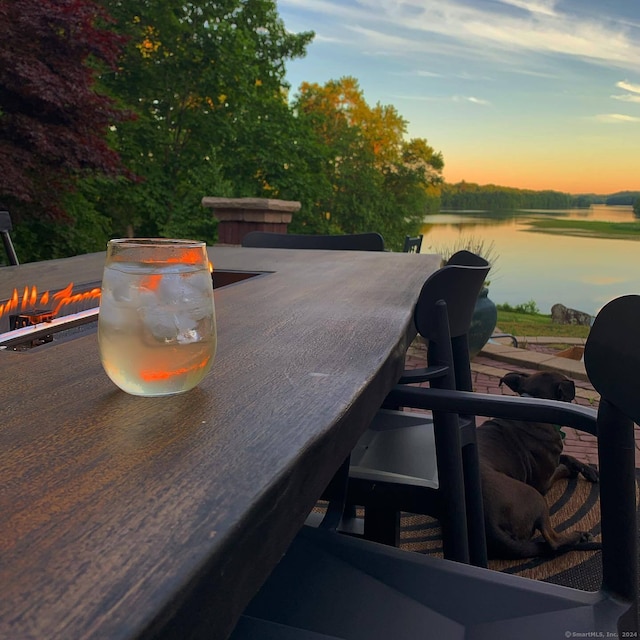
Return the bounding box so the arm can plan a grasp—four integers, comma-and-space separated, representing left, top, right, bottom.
443, 149, 638, 195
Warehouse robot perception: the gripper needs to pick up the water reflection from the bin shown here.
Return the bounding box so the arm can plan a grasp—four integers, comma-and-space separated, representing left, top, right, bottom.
420, 205, 639, 315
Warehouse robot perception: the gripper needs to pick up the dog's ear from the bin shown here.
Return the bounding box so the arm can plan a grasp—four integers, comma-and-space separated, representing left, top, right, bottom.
556, 379, 576, 402
499, 372, 530, 393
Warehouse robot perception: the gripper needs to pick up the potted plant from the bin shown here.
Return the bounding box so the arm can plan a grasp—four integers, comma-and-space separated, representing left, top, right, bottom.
429, 236, 498, 358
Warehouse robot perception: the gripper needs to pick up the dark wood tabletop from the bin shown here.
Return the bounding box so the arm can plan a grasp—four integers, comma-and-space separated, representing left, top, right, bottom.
0, 246, 439, 640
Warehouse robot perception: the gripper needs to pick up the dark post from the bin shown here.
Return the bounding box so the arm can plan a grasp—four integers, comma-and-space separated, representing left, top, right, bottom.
201, 197, 301, 245
0, 210, 19, 266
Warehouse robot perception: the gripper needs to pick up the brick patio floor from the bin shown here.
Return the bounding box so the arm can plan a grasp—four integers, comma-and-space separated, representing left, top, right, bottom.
404, 338, 640, 468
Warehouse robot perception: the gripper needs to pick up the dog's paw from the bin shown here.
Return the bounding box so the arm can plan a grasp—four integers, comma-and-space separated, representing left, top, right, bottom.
581, 465, 599, 483
573, 531, 601, 551
578, 531, 594, 543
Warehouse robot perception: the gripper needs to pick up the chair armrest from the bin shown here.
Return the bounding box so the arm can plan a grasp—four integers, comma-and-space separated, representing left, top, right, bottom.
385, 386, 598, 436
398, 365, 450, 385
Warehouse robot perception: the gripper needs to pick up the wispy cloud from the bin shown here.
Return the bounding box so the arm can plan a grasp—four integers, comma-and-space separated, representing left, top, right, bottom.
391, 94, 490, 106
412, 70, 442, 78
279, 0, 640, 70
497, 0, 558, 17
616, 80, 640, 94
389, 69, 443, 80
312, 34, 345, 44
608, 80, 640, 108
593, 113, 640, 124
611, 94, 640, 104
455, 96, 491, 106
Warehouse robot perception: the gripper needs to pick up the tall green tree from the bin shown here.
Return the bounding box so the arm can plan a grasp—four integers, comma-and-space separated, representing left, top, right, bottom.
291, 77, 444, 249
97, 0, 313, 241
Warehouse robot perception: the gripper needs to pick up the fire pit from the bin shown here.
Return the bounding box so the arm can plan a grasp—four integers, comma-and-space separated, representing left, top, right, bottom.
0, 269, 267, 351
0, 281, 101, 350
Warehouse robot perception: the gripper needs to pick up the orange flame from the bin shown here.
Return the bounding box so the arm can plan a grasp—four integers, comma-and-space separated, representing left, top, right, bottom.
0, 288, 19, 318
0, 282, 101, 322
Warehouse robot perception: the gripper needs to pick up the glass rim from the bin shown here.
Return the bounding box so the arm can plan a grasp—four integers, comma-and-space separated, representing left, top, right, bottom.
107, 238, 205, 247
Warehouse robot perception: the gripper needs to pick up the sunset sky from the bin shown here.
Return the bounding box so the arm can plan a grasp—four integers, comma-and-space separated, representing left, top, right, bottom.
276, 0, 640, 195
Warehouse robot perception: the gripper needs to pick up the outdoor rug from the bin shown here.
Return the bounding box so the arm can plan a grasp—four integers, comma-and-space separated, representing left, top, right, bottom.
399, 469, 640, 590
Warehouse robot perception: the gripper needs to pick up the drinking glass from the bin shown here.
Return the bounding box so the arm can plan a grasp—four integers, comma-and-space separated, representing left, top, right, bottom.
98, 238, 216, 396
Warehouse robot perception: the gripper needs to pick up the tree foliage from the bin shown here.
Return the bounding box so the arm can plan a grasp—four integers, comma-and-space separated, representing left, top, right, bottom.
290, 77, 444, 249
440, 182, 572, 210
0, 0, 132, 222
604, 191, 640, 206
96, 0, 313, 242
2, 1, 448, 261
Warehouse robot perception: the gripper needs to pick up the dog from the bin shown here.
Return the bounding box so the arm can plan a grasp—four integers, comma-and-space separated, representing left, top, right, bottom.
477, 370, 599, 559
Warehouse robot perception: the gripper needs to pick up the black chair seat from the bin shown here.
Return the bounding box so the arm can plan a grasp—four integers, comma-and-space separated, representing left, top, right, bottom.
350, 410, 438, 490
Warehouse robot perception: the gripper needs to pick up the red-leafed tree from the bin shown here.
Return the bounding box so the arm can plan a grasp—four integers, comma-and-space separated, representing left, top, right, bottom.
0, 0, 132, 222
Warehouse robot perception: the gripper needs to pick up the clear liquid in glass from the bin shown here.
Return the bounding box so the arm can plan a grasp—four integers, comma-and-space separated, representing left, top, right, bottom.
98, 260, 216, 396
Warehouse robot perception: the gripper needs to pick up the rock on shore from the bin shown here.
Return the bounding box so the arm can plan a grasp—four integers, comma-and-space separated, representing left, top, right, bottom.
550, 303, 593, 326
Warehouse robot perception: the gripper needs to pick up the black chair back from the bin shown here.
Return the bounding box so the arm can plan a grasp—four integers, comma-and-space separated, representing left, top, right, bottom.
585, 294, 640, 424
415, 251, 489, 341
402, 234, 423, 253
414, 251, 489, 395
241, 231, 385, 251
584, 295, 639, 615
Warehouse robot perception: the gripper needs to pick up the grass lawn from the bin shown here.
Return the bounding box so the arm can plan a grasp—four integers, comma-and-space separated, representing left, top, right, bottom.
526, 218, 640, 239
496, 309, 590, 339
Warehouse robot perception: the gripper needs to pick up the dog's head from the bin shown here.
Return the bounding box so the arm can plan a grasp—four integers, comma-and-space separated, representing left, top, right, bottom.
499, 371, 575, 402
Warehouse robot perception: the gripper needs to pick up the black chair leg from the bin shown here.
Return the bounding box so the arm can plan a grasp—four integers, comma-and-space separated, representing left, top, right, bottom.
439, 512, 471, 563
363, 507, 400, 546
433, 410, 471, 564
462, 444, 488, 567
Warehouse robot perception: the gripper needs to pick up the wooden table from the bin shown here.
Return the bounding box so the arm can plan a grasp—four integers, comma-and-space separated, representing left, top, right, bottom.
0, 246, 439, 639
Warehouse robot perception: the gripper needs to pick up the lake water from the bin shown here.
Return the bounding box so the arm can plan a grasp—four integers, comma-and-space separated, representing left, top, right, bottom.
419, 205, 640, 316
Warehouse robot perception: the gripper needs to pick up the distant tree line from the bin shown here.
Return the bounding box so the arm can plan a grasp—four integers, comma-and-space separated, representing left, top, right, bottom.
440, 182, 640, 212
574, 192, 640, 208
0, 0, 444, 263
440, 182, 572, 210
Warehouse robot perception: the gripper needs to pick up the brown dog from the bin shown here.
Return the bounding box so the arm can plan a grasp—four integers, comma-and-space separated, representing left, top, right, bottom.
477, 371, 599, 559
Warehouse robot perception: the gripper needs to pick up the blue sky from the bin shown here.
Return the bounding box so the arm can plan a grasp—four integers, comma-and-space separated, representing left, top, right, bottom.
275, 0, 640, 194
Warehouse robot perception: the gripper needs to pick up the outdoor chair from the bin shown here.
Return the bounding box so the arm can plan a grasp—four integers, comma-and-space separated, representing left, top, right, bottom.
242, 236, 490, 564
343, 251, 490, 566
241, 231, 385, 251
402, 234, 423, 253
0, 210, 19, 266
231, 294, 638, 640
280, 247, 488, 563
